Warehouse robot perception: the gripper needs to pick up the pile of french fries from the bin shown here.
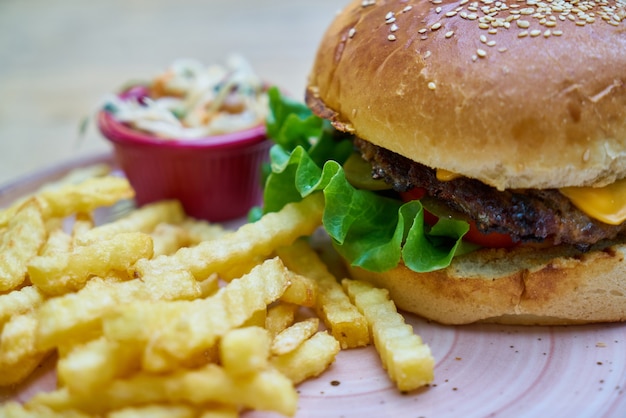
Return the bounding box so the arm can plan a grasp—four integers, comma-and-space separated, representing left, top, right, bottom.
0, 165, 434, 417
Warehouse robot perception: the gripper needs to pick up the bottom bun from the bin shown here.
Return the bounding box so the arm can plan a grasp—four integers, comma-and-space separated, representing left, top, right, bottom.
347, 241, 626, 325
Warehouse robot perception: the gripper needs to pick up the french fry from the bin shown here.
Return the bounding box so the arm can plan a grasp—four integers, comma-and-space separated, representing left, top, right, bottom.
0, 285, 46, 325
149, 223, 190, 257
107, 404, 198, 418
280, 271, 317, 307
40, 228, 72, 256
104, 257, 290, 372
70, 212, 94, 240
271, 318, 320, 356
220, 326, 271, 377
0, 199, 46, 291
133, 192, 324, 281
28, 232, 153, 295
0, 164, 112, 230
57, 337, 142, 396
277, 239, 369, 349
36, 176, 134, 220
179, 218, 228, 244
271, 331, 340, 385
265, 302, 298, 337
342, 278, 435, 391
76, 200, 185, 245
0, 311, 50, 386
29, 364, 298, 417
35, 269, 200, 351
0, 402, 91, 418
197, 406, 239, 418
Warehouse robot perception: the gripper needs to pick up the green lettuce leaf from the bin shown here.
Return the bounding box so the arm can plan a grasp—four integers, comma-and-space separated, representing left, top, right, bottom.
261, 87, 474, 273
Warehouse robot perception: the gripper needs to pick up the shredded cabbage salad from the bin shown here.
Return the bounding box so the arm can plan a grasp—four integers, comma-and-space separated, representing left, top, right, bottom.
103, 55, 268, 139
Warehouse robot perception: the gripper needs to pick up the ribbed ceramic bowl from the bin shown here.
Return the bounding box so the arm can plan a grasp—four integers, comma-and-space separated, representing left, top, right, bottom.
97, 87, 271, 222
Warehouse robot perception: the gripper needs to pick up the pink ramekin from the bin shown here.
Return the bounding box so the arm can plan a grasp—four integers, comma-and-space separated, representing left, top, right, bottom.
97, 88, 271, 222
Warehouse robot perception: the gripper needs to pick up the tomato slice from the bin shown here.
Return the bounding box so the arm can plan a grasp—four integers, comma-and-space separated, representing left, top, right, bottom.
399, 189, 516, 248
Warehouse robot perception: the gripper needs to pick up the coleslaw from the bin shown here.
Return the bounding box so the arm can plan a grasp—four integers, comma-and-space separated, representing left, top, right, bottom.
103, 55, 268, 140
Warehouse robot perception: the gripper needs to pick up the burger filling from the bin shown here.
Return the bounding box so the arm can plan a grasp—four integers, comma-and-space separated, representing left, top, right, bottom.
354, 138, 626, 251
260, 87, 626, 274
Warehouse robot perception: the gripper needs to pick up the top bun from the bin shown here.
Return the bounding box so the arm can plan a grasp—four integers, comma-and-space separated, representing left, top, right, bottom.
306, 0, 626, 190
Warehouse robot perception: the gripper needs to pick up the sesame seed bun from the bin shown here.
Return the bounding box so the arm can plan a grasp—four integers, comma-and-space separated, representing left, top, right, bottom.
305, 0, 626, 324
306, 0, 626, 190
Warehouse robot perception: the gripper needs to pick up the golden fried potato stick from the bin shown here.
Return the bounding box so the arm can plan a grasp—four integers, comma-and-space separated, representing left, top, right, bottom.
104, 257, 291, 372
271, 317, 320, 356
0, 176, 133, 229
133, 192, 324, 281
107, 404, 198, 418
57, 337, 142, 397
179, 218, 228, 245
0, 402, 91, 418
197, 406, 239, 418
280, 271, 317, 307
70, 212, 94, 241
0, 286, 46, 325
29, 364, 298, 417
342, 278, 435, 391
220, 326, 271, 377
76, 200, 186, 245
0, 164, 112, 229
0, 311, 51, 387
36, 176, 134, 221
0, 199, 46, 291
39, 228, 72, 256
264, 302, 298, 337
276, 239, 369, 349
271, 331, 340, 385
36, 269, 201, 351
28, 232, 153, 295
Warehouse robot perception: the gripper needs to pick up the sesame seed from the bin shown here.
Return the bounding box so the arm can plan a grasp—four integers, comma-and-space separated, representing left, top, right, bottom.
445, 30, 455, 38
530, 29, 542, 36
348, 27, 356, 38
543, 29, 552, 37
428, 82, 437, 90
387, 34, 397, 41
385, 11, 394, 20
402, 5, 413, 13
518, 30, 529, 37
390, 23, 399, 32
386, 17, 396, 24
480, 34, 487, 43
424, 50, 432, 58
498, 46, 508, 52
476, 48, 487, 57
361, 0, 376, 6
517, 19, 530, 28
487, 40, 497, 46
436, 6, 442, 13
431, 22, 442, 30
446, 11, 458, 17
418, 28, 428, 34
553, 29, 563, 36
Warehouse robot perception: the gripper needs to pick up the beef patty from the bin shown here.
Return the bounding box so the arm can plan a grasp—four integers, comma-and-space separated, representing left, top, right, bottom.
354, 138, 626, 249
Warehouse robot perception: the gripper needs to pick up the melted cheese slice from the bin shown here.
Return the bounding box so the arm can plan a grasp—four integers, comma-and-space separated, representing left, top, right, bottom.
436, 169, 462, 182
559, 177, 626, 225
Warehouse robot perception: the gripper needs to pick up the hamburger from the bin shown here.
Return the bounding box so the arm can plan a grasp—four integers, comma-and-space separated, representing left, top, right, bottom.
262, 0, 626, 325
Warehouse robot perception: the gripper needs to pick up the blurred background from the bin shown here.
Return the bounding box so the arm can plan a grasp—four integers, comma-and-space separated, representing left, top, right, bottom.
0, 0, 342, 186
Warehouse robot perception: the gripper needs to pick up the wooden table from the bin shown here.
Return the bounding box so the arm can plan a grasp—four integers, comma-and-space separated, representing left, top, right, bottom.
0, 0, 342, 186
